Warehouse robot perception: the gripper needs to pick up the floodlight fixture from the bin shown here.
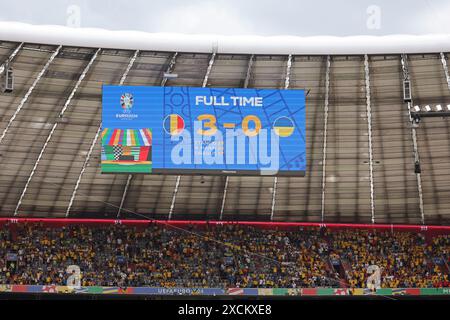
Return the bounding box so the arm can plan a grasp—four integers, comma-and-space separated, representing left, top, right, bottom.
2, 66, 14, 93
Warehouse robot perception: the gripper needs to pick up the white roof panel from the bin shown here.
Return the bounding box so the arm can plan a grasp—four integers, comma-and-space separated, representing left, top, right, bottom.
1, 21, 450, 55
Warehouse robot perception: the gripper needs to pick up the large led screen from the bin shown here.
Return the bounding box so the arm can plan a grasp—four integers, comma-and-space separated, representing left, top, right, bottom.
102, 86, 305, 176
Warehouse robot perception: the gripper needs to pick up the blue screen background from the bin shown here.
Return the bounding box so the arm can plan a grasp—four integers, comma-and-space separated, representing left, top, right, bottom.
102, 85, 306, 174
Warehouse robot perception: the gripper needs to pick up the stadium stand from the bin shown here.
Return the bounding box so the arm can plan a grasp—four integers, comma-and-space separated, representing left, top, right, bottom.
0, 221, 448, 289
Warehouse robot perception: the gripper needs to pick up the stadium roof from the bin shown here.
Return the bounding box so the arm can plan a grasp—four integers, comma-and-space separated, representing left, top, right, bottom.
2, 22, 450, 55
0, 23, 449, 225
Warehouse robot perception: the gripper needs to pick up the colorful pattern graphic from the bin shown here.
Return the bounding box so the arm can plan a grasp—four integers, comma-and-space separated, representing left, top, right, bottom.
102, 128, 152, 147
101, 128, 152, 173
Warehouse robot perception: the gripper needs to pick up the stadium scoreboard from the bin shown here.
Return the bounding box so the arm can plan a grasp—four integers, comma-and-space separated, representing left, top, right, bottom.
101, 86, 306, 176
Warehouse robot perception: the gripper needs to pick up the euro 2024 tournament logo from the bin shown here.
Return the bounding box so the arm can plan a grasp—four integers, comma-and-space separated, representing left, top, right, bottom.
116, 93, 138, 120
120, 93, 133, 113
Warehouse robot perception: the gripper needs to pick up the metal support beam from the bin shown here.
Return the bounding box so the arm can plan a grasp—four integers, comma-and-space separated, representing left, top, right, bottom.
161, 52, 178, 87
117, 174, 133, 219
441, 52, 450, 91
270, 54, 292, 221
168, 175, 181, 219
14, 48, 101, 216
119, 51, 138, 85
0, 42, 23, 75
243, 54, 254, 89
402, 54, 425, 224
409, 100, 425, 225
168, 52, 216, 220
0, 45, 62, 146
284, 54, 292, 89
364, 54, 375, 224
202, 52, 216, 88
66, 50, 139, 217
21, 46, 55, 53
219, 176, 229, 220
412, 111, 450, 118
219, 54, 254, 220
321, 55, 331, 222
117, 52, 178, 218
270, 177, 278, 221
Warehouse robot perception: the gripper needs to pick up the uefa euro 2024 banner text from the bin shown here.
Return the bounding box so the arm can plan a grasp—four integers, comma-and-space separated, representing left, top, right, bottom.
101, 86, 306, 176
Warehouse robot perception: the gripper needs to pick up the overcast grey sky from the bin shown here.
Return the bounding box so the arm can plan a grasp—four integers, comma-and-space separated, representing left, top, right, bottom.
0, 0, 449, 36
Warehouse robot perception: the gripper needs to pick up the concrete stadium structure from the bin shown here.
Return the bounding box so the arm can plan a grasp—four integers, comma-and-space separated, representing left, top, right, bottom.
0, 22, 449, 224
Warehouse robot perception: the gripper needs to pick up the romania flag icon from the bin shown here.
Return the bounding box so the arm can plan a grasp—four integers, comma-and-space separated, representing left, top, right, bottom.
163, 114, 185, 135
273, 116, 295, 137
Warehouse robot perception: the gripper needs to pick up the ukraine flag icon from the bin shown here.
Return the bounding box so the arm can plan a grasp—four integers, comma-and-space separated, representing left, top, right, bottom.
273, 116, 295, 137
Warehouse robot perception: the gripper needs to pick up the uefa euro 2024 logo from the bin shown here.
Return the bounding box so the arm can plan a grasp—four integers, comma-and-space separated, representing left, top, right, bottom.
120, 93, 134, 114
116, 93, 137, 120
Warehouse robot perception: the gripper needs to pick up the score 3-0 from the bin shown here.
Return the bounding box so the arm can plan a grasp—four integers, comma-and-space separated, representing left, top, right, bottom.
197, 114, 262, 137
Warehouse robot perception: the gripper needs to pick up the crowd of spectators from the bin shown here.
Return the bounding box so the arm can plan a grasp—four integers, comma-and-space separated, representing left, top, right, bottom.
325, 229, 449, 288
0, 222, 448, 288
